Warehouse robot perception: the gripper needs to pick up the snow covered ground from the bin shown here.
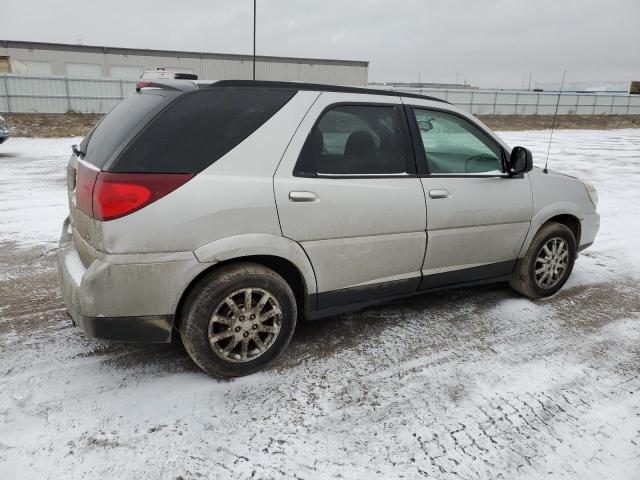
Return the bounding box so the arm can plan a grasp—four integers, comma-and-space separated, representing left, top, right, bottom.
0, 130, 639, 479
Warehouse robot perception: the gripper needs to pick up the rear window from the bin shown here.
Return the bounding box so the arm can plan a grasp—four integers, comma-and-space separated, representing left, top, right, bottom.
80, 92, 169, 169
109, 87, 296, 173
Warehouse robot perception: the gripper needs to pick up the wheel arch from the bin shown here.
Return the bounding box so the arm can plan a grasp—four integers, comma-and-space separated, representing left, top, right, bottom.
518, 203, 583, 258
546, 214, 581, 246
175, 234, 318, 329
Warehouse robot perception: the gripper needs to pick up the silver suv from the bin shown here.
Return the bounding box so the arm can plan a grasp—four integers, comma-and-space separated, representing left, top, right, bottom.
58, 80, 600, 377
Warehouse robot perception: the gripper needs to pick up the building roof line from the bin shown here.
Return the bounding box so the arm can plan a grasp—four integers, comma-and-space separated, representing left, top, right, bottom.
0, 39, 369, 67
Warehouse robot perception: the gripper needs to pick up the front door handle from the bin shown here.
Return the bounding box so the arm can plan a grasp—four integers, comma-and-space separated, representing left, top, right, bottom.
289, 191, 319, 202
429, 189, 450, 199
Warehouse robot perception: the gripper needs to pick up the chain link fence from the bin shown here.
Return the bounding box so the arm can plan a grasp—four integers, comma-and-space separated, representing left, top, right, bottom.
1, 74, 639, 115
0, 74, 136, 114
389, 87, 640, 115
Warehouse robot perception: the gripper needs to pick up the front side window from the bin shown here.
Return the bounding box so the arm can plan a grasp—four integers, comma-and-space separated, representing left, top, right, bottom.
295, 105, 407, 176
413, 109, 504, 175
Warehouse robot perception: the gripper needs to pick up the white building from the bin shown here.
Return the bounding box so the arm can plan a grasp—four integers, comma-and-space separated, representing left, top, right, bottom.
0, 40, 368, 85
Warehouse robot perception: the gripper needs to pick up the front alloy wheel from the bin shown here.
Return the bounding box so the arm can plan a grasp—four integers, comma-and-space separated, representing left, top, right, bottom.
534, 237, 570, 289
510, 221, 577, 299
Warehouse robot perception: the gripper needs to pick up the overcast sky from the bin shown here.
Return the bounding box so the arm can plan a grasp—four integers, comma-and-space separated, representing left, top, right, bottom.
1, 0, 638, 87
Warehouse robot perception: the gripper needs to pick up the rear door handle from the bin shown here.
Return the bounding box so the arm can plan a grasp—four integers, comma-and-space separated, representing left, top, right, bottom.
429, 189, 450, 199
289, 191, 319, 202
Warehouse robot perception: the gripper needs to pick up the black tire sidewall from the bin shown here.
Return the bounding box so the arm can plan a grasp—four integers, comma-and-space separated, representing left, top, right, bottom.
528, 225, 576, 297
182, 266, 297, 377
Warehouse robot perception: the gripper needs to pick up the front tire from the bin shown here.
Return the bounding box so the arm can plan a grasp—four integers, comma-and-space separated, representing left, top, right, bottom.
510, 222, 576, 299
181, 262, 297, 378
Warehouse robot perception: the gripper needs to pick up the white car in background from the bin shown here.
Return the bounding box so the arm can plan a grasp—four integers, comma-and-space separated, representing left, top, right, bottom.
0, 114, 9, 144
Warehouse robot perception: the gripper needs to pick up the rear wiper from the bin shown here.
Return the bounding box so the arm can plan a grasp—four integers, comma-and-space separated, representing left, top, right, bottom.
72, 144, 85, 158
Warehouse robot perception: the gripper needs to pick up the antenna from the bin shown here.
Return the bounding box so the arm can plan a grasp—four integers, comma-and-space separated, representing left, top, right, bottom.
544, 70, 566, 173
252, 0, 256, 80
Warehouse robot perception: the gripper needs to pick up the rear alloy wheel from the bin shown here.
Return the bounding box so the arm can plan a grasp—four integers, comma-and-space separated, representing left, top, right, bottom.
510, 222, 577, 299
181, 263, 297, 377
208, 288, 283, 363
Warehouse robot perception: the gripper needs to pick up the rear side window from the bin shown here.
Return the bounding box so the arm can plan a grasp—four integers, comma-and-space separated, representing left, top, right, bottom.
110, 87, 296, 173
81, 92, 168, 169
295, 105, 407, 176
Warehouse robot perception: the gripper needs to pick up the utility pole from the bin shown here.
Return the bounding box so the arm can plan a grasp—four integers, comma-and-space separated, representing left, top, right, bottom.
252, 0, 256, 80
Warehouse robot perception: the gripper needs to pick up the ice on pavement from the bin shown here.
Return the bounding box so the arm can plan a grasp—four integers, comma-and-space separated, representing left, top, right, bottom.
0, 137, 80, 249
0, 130, 639, 479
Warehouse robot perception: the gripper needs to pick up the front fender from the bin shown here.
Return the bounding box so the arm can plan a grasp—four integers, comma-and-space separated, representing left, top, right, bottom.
193, 234, 317, 294
517, 201, 584, 258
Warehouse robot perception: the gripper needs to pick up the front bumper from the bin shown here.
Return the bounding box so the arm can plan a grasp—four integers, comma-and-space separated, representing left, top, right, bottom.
579, 212, 600, 251
57, 217, 211, 343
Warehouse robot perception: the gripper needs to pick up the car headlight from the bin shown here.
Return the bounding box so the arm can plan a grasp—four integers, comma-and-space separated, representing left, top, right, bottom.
583, 181, 598, 208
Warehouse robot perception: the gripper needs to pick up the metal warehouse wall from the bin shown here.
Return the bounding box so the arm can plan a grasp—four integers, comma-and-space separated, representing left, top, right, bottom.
0, 40, 369, 86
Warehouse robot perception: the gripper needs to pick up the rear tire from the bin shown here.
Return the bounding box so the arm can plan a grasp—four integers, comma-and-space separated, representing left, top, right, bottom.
510, 222, 576, 299
180, 262, 297, 378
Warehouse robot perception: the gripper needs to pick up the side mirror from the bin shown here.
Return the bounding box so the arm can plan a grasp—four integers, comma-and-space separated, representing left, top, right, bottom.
508, 146, 533, 175
417, 119, 433, 132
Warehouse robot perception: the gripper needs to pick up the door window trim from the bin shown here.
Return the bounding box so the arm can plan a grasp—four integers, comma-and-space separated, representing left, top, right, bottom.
405, 105, 511, 178
293, 101, 418, 179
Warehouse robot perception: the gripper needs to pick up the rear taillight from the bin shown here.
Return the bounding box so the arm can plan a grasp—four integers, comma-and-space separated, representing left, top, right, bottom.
76, 163, 98, 217
93, 172, 193, 221
75, 163, 193, 221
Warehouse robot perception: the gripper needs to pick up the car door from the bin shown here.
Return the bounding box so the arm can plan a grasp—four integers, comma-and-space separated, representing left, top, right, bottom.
405, 103, 533, 289
274, 93, 427, 309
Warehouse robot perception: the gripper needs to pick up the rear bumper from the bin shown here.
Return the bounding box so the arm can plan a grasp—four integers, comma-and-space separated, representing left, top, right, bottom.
57, 217, 211, 343
65, 300, 173, 343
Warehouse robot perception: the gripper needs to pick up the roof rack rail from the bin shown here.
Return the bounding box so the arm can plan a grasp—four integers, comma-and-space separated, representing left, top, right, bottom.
207, 80, 449, 104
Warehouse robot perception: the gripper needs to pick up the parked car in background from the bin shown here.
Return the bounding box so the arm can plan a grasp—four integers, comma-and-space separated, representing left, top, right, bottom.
0, 114, 9, 144
58, 80, 600, 377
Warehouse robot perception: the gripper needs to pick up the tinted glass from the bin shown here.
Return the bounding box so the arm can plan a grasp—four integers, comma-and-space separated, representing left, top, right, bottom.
414, 109, 503, 174
81, 92, 168, 169
111, 87, 296, 173
296, 105, 406, 176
